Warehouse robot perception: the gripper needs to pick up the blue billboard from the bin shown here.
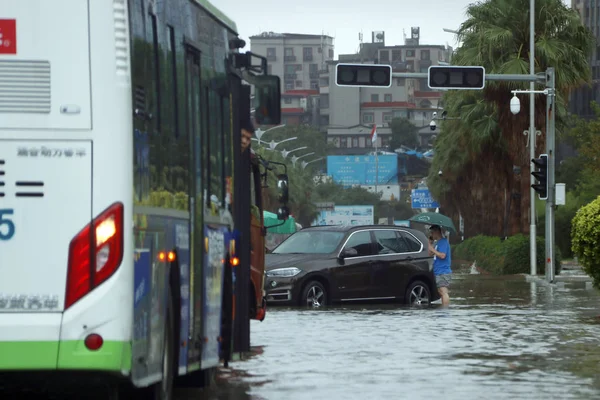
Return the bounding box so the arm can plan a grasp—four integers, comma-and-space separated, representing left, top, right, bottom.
327, 155, 398, 186
411, 188, 440, 209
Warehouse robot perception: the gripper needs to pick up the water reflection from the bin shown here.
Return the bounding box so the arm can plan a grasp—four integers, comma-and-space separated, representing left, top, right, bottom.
205, 275, 600, 400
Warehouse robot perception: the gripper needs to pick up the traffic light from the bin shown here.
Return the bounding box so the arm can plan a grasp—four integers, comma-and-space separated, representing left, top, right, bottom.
427, 65, 486, 90
336, 63, 392, 88
531, 154, 548, 200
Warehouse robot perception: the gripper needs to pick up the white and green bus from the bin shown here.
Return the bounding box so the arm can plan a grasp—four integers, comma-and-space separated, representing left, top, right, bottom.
0, 0, 282, 398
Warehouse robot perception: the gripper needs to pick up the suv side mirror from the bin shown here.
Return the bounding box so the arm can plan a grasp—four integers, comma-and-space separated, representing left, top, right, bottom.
339, 248, 358, 258
254, 75, 281, 125
277, 174, 289, 204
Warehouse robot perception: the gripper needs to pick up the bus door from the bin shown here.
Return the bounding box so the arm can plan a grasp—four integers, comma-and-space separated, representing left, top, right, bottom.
184, 46, 203, 366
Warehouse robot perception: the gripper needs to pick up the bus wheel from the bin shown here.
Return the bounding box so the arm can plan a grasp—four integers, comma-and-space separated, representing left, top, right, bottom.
155, 292, 176, 400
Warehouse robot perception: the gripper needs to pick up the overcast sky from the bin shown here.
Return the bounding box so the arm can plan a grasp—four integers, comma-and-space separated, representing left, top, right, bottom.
216, 0, 573, 56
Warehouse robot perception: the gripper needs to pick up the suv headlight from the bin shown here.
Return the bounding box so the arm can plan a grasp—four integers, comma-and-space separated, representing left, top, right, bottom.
266, 267, 302, 278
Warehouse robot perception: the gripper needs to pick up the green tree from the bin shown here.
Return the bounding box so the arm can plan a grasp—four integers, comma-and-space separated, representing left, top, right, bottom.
389, 118, 419, 149
536, 102, 600, 257
427, 0, 594, 237
571, 195, 600, 289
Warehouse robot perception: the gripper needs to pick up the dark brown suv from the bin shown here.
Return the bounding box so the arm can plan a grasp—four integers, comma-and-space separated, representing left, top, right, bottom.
264, 225, 439, 308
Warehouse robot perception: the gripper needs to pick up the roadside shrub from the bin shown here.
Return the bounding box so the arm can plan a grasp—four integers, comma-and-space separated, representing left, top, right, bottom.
537, 191, 584, 259
454, 234, 562, 275
454, 235, 504, 274
501, 234, 562, 275
571, 196, 600, 289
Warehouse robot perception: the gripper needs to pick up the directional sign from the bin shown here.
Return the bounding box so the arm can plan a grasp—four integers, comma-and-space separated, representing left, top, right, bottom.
327, 155, 398, 186
315, 202, 335, 211
411, 188, 440, 209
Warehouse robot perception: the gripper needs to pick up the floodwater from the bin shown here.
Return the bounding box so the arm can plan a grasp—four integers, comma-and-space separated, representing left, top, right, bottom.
187, 275, 600, 400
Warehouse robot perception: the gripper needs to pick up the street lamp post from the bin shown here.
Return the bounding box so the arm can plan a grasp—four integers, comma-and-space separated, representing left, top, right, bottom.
290, 152, 315, 167
301, 157, 325, 170
281, 146, 308, 159
509, 67, 557, 283
263, 137, 297, 151
254, 124, 286, 145
528, 0, 537, 277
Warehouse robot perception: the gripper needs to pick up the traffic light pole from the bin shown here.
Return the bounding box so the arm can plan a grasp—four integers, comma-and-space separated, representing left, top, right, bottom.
390, 69, 556, 283
545, 68, 556, 283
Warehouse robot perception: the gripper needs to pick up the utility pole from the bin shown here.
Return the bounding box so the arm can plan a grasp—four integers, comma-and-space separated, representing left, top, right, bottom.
545, 68, 556, 282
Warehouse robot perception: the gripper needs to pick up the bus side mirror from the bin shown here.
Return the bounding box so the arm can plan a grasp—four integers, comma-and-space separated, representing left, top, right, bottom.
277, 206, 290, 221
277, 174, 289, 204
254, 75, 281, 125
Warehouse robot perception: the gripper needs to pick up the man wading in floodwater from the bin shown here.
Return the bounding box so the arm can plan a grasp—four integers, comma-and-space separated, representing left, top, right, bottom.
428, 225, 452, 307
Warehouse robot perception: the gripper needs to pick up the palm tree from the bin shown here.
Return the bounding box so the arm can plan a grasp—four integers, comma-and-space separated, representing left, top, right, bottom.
429, 0, 594, 236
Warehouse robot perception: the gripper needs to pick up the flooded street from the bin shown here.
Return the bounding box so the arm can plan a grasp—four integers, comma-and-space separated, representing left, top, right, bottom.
189, 275, 600, 400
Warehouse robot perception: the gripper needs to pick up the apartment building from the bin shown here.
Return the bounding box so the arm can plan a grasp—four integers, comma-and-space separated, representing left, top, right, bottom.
569, 0, 600, 119
320, 29, 452, 154
249, 32, 335, 91
281, 89, 320, 126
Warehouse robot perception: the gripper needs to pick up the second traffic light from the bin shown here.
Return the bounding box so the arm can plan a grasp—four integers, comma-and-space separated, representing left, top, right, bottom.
336, 63, 392, 88
428, 65, 486, 90
531, 154, 548, 200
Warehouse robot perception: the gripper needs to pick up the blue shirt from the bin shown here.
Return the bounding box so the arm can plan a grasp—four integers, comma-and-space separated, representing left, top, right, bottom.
433, 238, 452, 275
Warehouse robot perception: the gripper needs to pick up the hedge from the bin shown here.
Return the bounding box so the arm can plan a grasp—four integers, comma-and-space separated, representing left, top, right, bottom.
453, 234, 562, 275
571, 195, 600, 289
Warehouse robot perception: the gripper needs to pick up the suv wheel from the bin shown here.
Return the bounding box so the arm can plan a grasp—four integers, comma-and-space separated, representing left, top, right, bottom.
301, 281, 327, 308
405, 280, 431, 306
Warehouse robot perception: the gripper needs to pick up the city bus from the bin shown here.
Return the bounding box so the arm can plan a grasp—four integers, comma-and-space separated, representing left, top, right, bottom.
0, 0, 284, 398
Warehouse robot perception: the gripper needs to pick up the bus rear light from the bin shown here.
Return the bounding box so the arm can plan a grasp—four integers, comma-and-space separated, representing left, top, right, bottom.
65, 203, 124, 310
158, 251, 176, 262
84, 333, 104, 351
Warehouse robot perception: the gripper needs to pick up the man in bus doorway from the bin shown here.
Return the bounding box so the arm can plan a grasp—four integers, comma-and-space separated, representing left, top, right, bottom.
428, 225, 452, 307
241, 119, 254, 153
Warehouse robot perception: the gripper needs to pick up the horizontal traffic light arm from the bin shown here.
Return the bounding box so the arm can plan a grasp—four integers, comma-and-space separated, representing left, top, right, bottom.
389, 71, 545, 83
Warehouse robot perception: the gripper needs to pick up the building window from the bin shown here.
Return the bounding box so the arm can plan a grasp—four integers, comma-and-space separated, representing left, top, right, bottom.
420, 50, 430, 60
406, 49, 415, 57
285, 65, 296, 74
285, 81, 294, 90
396, 78, 405, 86
394, 110, 407, 118
380, 50, 389, 62
340, 137, 348, 148
285, 47, 294, 56
295, 80, 302, 87
384, 94, 392, 102
383, 113, 393, 123
352, 137, 359, 147
370, 94, 379, 102
303, 47, 313, 61
328, 48, 334, 58
284, 98, 292, 104
363, 113, 374, 123
310, 81, 319, 89
392, 50, 401, 61
266, 47, 276, 60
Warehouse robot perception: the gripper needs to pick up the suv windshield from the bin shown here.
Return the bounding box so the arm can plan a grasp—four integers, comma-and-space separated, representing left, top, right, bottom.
272, 231, 345, 254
